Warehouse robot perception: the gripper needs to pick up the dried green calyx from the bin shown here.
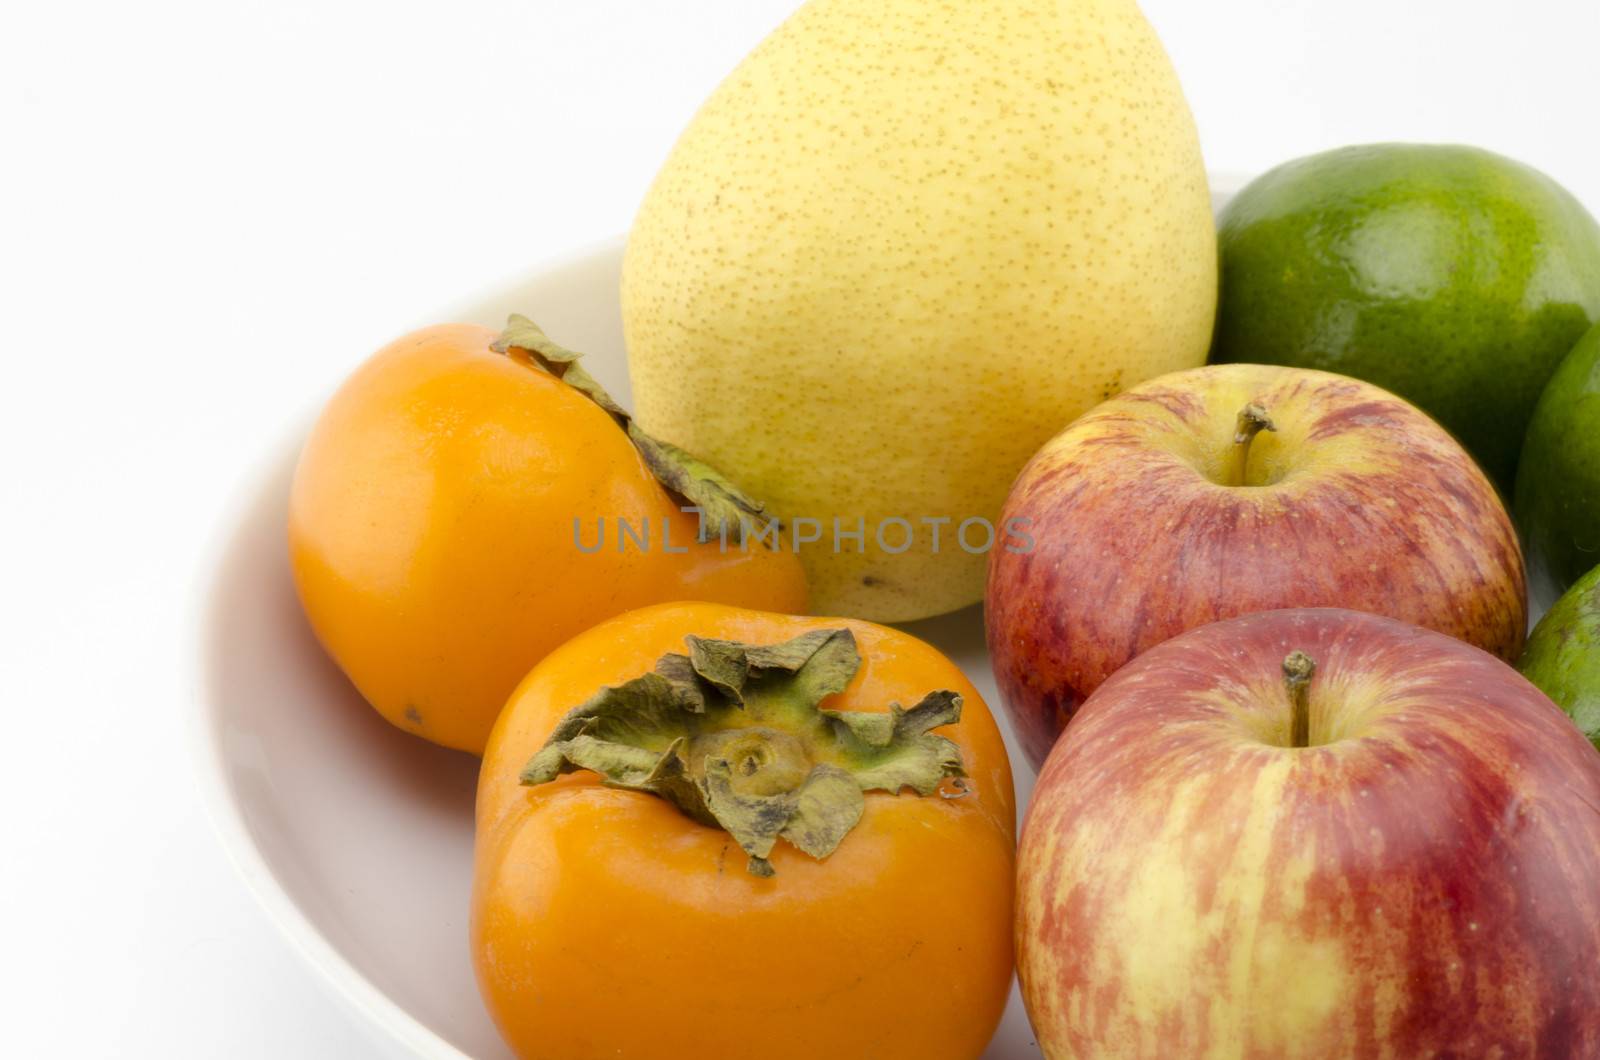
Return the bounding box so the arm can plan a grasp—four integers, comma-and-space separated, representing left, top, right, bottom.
521, 628, 968, 876
492, 314, 772, 545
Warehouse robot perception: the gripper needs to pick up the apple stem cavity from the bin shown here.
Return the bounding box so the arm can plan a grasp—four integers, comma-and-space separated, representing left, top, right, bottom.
1224, 402, 1277, 487
1283, 650, 1317, 749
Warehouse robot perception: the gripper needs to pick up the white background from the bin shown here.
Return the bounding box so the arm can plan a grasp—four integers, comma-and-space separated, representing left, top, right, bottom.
5, 0, 1598, 1055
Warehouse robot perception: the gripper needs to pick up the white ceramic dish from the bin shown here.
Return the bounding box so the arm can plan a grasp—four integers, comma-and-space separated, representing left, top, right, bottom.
195, 178, 1269, 1058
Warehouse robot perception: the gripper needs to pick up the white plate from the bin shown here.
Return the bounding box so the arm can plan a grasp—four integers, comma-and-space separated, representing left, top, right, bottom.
194, 179, 1261, 1059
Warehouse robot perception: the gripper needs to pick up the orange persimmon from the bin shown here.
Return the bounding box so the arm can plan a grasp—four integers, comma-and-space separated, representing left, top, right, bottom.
471, 602, 1016, 1060
288, 321, 806, 755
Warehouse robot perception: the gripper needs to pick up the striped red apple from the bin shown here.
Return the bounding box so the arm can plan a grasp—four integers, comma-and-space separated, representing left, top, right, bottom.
987, 364, 1527, 768
1017, 607, 1600, 1057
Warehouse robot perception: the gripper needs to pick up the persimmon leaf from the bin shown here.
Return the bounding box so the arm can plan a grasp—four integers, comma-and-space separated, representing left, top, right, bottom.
519, 629, 967, 875
492, 314, 778, 546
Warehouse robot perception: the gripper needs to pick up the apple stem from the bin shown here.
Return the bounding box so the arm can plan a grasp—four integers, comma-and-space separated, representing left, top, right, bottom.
1283, 651, 1316, 749
1224, 403, 1277, 487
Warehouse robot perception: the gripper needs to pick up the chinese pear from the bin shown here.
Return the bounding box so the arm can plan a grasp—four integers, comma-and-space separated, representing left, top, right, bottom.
623, 0, 1217, 620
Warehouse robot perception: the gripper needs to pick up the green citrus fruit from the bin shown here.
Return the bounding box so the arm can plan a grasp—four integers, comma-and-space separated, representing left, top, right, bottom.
1516, 323, 1600, 593
1520, 563, 1600, 750
1213, 144, 1600, 490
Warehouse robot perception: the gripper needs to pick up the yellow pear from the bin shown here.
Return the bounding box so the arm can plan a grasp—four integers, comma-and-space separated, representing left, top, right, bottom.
622, 0, 1216, 621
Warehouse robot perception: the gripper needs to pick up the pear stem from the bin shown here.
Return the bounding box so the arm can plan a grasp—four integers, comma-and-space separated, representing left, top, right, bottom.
1224, 403, 1277, 487
1283, 651, 1317, 749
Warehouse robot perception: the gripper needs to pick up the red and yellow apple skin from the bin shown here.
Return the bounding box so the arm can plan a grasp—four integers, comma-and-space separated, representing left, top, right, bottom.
987, 364, 1526, 767
1017, 607, 1600, 1059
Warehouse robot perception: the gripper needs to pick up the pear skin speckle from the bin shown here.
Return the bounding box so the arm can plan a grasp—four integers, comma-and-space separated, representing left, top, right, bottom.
623, 0, 1218, 620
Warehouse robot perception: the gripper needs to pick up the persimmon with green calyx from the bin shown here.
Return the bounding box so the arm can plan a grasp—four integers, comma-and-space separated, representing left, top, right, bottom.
472, 602, 1016, 1060
288, 319, 806, 756
524, 627, 966, 877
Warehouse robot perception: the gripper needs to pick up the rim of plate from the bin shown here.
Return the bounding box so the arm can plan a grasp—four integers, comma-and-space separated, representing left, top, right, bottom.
188, 229, 638, 1060
187, 422, 471, 1060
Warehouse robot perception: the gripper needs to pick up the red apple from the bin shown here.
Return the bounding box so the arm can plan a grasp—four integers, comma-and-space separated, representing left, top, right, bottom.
987, 363, 1526, 768
1017, 607, 1600, 1058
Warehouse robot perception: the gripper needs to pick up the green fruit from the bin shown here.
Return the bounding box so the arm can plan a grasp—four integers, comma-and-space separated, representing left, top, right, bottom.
1520, 563, 1600, 751
1212, 144, 1600, 490
1516, 323, 1600, 592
